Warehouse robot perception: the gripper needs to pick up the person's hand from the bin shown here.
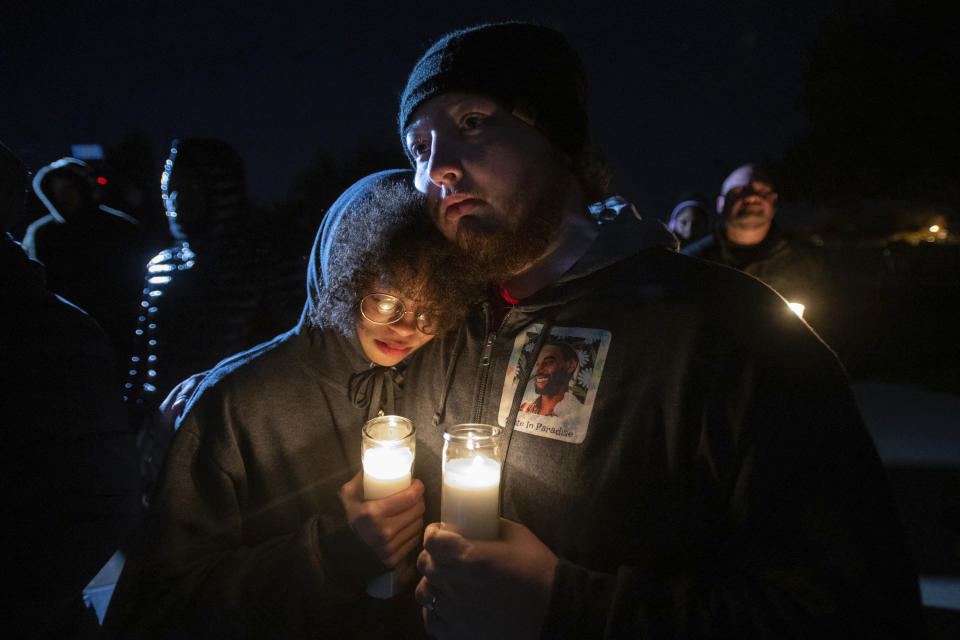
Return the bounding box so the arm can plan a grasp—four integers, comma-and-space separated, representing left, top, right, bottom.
415, 519, 558, 640
339, 471, 425, 568
157, 371, 206, 425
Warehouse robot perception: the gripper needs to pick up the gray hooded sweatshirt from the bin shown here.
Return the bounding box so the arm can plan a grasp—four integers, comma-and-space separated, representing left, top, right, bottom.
402, 202, 921, 638
103, 171, 423, 638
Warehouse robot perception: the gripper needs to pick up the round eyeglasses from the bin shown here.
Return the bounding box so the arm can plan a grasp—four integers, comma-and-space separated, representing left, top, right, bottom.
359, 293, 438, 335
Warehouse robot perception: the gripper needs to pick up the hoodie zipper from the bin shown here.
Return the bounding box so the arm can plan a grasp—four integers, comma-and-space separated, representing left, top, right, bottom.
472, 327, 497, 424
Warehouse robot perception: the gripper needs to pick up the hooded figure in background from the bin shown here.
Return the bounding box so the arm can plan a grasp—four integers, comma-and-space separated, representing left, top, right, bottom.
23, 157, 151, 373
125, 139, 306, 489
2, 145, 140, 638
103, 170, 481, 639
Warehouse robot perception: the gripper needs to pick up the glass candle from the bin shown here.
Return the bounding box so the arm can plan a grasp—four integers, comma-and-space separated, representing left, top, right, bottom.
361, 415, 415, 599
362, 415, 415, 500
441, 424, 503, 540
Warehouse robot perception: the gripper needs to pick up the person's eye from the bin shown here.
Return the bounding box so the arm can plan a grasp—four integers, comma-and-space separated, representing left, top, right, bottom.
461, 113, 487, 131
408, 139, 429, 160
406, 132, 430, 160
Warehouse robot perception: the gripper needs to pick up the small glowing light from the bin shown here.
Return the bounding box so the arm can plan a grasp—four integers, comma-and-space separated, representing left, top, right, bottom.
141, 301, 149, 308
930, 225, 940, 233
148, 290, 162, 297
148, 264, 174, 273
149, 251, 172, 265
148, 275, 172, 285
129, 370, 137, 376
135, 329, 144, 336
148, 323, 156, 329
148, 339, 157, 346
131, 356, 140, 363
148, 355, 156, 362
147, 370, 156, 377
148, 306, 158, 313
124, 383, 133, 389
787, 302, 805, 319
96, 176, 108, 185
143, 383, 156, 393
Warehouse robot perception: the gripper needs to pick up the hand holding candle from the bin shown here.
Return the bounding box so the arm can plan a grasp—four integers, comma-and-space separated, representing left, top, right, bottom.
357, 415, 420, 598
416, 519, 557, 640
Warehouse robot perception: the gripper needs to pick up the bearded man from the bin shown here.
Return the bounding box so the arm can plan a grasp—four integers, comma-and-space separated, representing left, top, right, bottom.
398, 22, 921, 640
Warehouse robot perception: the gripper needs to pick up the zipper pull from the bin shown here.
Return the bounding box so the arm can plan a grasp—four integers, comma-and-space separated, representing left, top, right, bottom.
480, 332, 496, 367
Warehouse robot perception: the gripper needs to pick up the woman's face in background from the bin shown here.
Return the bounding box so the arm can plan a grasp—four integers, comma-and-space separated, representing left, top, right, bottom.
355, 288, 436, 367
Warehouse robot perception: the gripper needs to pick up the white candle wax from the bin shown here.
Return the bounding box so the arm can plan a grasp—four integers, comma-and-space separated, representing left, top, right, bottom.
442, 456, 501, 540
363, 447, 414, 500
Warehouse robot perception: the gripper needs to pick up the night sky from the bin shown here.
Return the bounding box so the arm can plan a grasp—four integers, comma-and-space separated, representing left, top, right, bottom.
4, 0, 839, 218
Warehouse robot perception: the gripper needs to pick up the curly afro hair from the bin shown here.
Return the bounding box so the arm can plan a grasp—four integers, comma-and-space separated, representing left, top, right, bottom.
312, 177, 482, 337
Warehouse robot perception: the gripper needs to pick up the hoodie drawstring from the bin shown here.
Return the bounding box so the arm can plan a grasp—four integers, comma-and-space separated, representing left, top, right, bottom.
433, 324, 466, 428
349, 365, 404, 422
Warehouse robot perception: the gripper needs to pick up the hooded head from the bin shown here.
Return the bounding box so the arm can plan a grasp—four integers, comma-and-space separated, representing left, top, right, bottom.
32, 157, 103, 224
161, 138, 246, 241
303, 169, 481, 366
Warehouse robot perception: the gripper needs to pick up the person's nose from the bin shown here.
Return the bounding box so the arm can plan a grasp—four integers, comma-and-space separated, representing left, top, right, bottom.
389, 312, 418, 337
427, 131, 463, 190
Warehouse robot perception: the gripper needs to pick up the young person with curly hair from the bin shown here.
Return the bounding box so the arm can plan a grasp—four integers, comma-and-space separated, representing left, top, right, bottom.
103, 170, 480, 638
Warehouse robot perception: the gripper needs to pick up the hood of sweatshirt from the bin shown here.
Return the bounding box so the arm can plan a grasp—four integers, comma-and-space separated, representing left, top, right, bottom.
298, 169, 416, 418
519, 198, 680, 311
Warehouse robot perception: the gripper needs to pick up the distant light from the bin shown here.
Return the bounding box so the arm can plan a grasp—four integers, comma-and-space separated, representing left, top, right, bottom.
930, 225, 940, 233
71, 144, 104, 159
96, 176, 108, 185
148, 264, 174, 273
148, 275, 172, 285
148, 290, 162, 297
787, 302, 805, 319
143, 383, 157, 393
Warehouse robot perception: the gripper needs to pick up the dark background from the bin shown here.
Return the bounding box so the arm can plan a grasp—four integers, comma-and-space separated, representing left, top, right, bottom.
1, 0, 843, 212
4, 0, 958, 389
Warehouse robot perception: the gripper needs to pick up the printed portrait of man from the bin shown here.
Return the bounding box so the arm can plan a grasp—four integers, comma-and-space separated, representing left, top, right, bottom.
520, 341, 580, 417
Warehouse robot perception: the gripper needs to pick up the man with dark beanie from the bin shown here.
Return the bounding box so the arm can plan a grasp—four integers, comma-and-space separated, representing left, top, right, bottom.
397, 23, 922, 639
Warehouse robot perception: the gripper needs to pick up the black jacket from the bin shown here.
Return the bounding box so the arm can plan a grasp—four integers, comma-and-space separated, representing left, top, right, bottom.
404, 208, 921, 638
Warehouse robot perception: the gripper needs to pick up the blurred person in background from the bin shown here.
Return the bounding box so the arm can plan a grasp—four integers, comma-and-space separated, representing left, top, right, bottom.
667, 196, 711, 248
1, 142, 140, 638
23, 157, 151, 374
684, 164, 824, 322
124, 138, 305, 503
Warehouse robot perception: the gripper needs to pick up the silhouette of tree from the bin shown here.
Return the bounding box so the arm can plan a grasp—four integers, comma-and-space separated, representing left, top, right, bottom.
275, 132, 407, 254
779, 0, 960, 207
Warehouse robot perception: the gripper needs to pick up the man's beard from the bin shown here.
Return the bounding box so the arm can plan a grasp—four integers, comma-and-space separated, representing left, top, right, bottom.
454, 172, 569, 282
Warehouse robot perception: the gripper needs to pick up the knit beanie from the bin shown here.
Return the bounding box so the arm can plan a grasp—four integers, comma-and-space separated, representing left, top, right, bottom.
398, 23, 589, 161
